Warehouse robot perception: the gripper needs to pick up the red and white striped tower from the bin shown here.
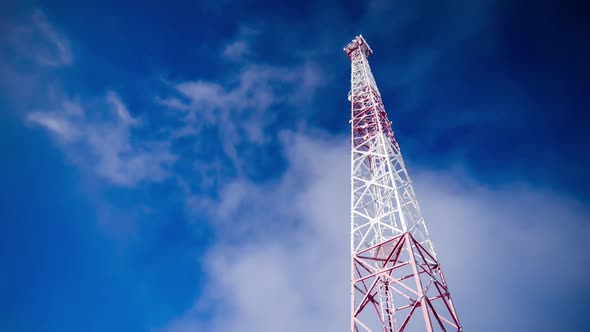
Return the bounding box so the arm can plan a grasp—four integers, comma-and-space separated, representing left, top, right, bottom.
345, 35, 462, 332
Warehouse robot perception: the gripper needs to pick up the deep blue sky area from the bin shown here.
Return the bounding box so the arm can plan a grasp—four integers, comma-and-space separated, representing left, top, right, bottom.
1, 0, 589, 331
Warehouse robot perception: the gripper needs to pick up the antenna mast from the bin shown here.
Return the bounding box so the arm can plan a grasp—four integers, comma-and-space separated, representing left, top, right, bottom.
345, 35, 462, 332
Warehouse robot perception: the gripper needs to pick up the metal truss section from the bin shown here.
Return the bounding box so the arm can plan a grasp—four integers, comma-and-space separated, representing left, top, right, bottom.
344, 35, 462, 332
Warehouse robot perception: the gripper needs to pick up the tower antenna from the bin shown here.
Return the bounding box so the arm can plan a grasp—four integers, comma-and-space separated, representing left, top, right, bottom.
345, 35, 462, 332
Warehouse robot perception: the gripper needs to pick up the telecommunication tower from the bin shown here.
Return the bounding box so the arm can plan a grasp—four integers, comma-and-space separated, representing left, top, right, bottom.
344, 35, 462, 332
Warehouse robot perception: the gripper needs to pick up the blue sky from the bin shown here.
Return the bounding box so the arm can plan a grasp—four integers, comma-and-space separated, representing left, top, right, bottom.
1, 0, 589, 331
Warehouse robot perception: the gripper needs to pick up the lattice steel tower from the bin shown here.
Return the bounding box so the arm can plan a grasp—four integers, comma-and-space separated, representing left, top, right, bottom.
345, 35, 462, 332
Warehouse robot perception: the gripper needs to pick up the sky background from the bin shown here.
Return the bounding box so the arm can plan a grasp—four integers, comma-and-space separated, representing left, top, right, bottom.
1, 0, 589, 331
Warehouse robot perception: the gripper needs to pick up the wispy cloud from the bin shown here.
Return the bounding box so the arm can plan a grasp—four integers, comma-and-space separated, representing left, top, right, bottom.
106, 91, 138, 126
27, 108, 78, 141
158, 62, 323, 174
30, 9, 73, 67
28, 92, 176, 186
221, 25, 261, 62
222, 40, 249, 61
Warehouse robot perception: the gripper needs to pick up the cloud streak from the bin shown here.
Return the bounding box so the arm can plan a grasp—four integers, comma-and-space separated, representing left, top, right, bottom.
30, 9, 73, 67
158, 61, 322, 175
223, 40, 249, 61
28, 93, 176, 186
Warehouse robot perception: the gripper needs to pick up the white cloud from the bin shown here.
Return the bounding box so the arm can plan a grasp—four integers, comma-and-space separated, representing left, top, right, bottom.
222, 40, 249, 61
0, 9, 74, 114
158, 62, 323, 172
30, 9, 73, 67
27, 92, 176, 186
175, 81, 226, 109
106, 91, 138, 126
158, 133, 590, 332
221, 25, 263, 62
155, 96, 191, 111
26, 111, 78, 141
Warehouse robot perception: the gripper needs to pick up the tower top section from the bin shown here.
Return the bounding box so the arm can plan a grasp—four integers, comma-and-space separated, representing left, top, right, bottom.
343, 34, 373, 59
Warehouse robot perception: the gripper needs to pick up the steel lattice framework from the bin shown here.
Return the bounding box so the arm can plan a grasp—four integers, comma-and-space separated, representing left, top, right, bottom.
344, 35, 462, 332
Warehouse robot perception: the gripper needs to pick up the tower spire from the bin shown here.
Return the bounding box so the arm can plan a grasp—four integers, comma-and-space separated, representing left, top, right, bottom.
345, 35, 462, 332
